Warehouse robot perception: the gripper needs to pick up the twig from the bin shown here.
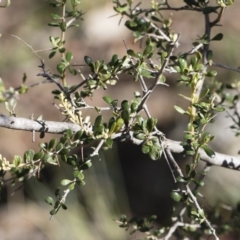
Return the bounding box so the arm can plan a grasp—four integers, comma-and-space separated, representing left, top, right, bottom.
196, 7, 224, 97
132, 6, 203, 17
90, 139, 105, 158
11, 35, 42, 60
37, 60, 78, 109
195, 14, 210, 98
50, 187, 71, 220
164, 222, 200, 240
210, 7, 224, 27
123, 38, 148, 93
177, 163, 211, 224
143, 17, 172, 43
212, 62, 240, 74
137, 34, 179, 110
161, 143, 177, 183
37, 61, 65, 93
181, 43, 204, 58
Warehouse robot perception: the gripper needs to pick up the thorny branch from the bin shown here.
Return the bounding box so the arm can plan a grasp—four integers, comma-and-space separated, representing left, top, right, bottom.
164, 149, 219, 240
164, 163, 212, 240
0, 114, 239, 171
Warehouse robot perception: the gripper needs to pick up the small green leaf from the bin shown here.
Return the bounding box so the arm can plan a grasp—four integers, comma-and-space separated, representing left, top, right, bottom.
73, 170, 84, 180
4, 101, 10, 112
18, 85, 28, 94
142, 144, 150, 154
106, 138, 113, 148
158, 74, 166, 83
93, 124, 104, 135
134, 133, 146, 140
214, 106, 225, 112
60, 136, 68, 145
57, 63, 66, 74
56, 143, 63, 152
190, 56, 198, 68
174, 105, 186, 114
33, 151, 44, 160
171, 191, 182, 202
206, 70, 217, 77
80, 160, 92, 170
55, 187, 60, 197
22, 72, 27, 83
149, 148, 160, 160
193, 179, 204, 187
108, 118, 116, 135
178, 58, 187, 72
68, 67, 77, 75
65, 129, 73, 138
201, 145, 215, 158
211, 33, 223, 41
114, 117, 124, 132
109, 54, 119, 66
151, 16, 162, 22
59, 148, 70, 155
65, 52, 73, 62
121, 110, 130, 124
49, 36, 60, 46
103, 95, 112, 105
59, 47, 65, 53
127, 49, 138, 58
61, 179, 72, 186
121, 100, 130, 111
111, 99, 118, 108
68, 23, 80, 28
94, 115, 103, 127
45, 196, 54, 206
43, 154, 53, 163
143, 45, 153, 56
76, 180, 86, 186
176, 176, 187, 183
52, 89, 61, 95
84, 56, 93, 66
13, 156, 22, 167
51, 13, 62, 20
50, 209, 57, 216
59, 22, 67, 32
73, 130, 83, 141
131, 102, 138, 113
48, 138, 57, 150
185, 164, 191, 175
207, 50, 213, 60
48, 22, 60, 27
191, 210, 199, 217
24, 150, 35, 162
68, 183, 75, 191
146, 118, 157, 132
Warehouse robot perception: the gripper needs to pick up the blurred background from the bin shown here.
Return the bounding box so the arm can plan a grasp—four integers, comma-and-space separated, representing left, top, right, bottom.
0, 0, 240, 239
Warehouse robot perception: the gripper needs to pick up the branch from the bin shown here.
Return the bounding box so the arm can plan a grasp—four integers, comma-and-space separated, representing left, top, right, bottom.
164, 139, 240, 170
0, 114, 80, 134
164, 149, 218, 239
0, 114, 239, 171
212, 62, 240, 74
